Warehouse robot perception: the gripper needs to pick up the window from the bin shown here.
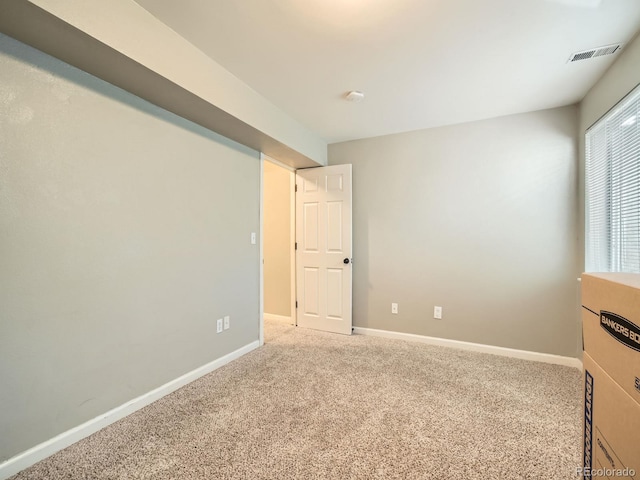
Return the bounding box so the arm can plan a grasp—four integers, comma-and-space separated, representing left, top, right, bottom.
586, 84, 640, 272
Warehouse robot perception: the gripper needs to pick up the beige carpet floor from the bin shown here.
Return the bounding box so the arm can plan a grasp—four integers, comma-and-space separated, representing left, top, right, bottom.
12, 319, 582, 479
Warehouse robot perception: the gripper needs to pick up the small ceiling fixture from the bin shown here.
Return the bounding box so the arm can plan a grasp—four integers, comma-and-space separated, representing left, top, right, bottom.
345, 90, 365, 102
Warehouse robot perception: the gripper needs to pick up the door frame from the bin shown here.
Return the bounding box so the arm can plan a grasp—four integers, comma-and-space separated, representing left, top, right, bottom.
259, 153, 297, 346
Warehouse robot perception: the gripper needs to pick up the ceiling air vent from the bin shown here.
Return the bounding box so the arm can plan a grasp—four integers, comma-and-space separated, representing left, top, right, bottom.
568, 44, 622, 63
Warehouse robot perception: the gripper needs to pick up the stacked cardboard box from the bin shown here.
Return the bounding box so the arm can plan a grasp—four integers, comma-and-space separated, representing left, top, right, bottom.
581, 273, 640, 479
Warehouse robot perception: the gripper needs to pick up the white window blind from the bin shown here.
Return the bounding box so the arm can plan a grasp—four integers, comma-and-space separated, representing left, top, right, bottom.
586, 84, 640, 272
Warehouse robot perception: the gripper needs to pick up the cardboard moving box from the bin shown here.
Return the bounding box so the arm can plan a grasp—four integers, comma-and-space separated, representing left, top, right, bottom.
582, 353, 639, 479
581, 273, 640, 404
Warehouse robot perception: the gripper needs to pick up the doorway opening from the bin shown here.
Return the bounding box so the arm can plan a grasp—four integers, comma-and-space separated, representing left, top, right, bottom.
260, 155, 296, 345
259, 154, 353, 344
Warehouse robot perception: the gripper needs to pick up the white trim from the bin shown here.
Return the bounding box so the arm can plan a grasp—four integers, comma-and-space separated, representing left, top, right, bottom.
0, 341, 260, 480
289, 169, 297, 326
353, 327, 583, 369
264, 313, 294, 324
259, 154, 265, 347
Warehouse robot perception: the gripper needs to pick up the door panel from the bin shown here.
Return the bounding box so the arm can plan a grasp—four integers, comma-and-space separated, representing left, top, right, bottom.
326, 202, 343, 252
303, 203, 319, 251
296, 164, 352, 335
303, 267, 319, 316
326, 268, 343, 319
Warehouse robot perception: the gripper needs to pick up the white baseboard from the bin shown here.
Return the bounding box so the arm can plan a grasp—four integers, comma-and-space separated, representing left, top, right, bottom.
0, 340, 260, 480
353, 327, 582, 369
264, 313, 293, 324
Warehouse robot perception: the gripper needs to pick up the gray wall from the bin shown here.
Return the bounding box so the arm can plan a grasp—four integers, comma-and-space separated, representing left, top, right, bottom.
329, 106, 579, 357
575, 33, 640, 355
579, 33, 640, 270
0, 34, 260, 462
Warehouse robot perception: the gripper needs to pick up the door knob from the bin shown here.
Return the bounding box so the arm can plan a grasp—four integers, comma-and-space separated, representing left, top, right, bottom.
343, 258, 351, 264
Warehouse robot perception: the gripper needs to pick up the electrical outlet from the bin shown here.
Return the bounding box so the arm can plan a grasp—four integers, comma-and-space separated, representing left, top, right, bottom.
434, 306, 442, 320
216, 318, 223, 333
224, 315, 230, 330
391, 303, 398, 314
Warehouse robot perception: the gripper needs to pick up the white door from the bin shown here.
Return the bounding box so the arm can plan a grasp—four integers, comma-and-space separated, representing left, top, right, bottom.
295, 164, 352, 335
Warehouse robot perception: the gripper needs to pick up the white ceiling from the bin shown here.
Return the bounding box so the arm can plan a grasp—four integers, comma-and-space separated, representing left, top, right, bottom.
135, 0, 640, 144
